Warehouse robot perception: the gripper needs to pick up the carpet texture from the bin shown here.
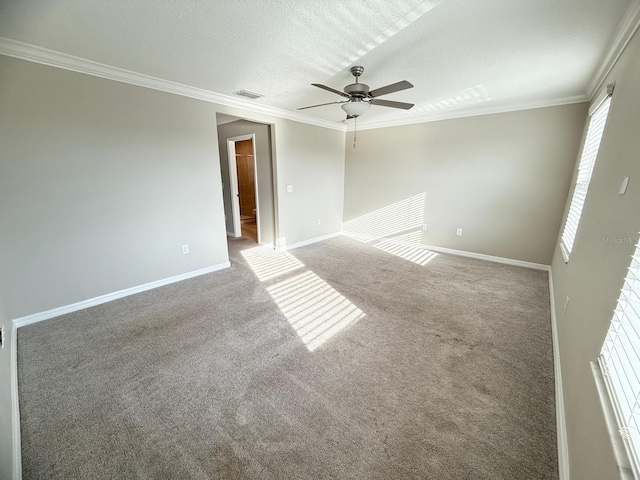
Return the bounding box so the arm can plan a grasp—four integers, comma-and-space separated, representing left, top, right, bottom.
18, 236, 557, 479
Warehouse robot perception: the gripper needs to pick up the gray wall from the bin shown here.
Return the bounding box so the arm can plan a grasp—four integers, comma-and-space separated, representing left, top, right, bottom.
0, 54, 346, 320
217, 120, 275, 244
272, 119, 345, 247
0, 56, 229, 319
0, 295, 14, 480
343, 103, 588, 265
551, 27, 640, 480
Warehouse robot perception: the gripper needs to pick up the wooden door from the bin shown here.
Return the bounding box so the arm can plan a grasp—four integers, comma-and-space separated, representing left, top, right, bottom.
235, 139, 256, 219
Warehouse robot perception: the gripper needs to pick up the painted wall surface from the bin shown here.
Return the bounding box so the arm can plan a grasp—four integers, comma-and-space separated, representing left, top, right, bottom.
343, 103, 588, 265
272, 119, 345, 248
551, 28, 640, 480
217, 120, 275, 244
0, 55, 346, 319
0, 56, 229, 319
0, 295, 14, 480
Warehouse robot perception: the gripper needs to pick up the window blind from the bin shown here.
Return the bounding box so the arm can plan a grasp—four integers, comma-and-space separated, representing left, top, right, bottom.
560, 95, 612, 261
600, 236, 640, 477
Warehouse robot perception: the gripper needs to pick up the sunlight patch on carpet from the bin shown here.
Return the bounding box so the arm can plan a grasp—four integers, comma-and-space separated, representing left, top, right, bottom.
267, 271, 365, 351
241, 246, 305, 281
373, 231, 439, 266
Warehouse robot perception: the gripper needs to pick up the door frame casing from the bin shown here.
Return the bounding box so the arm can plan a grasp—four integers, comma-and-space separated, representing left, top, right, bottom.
226, 134, 260, 243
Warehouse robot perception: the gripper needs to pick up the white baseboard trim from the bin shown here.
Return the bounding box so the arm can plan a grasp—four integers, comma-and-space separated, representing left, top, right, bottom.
341, 231, 550, 271
12, 262, 231, 328
11, 322, 21, 480
548, 271, 570, 479
285, 232, 342, 251
420, 244, 550, 271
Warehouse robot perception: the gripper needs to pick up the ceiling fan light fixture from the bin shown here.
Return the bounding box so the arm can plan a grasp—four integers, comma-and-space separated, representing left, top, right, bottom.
341, 101, 371, 117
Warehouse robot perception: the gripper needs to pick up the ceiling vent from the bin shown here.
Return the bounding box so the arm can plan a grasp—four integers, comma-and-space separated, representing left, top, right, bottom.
234, 89, 264, 100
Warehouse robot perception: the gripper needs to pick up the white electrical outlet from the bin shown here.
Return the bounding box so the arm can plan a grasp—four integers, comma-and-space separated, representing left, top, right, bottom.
287, 185, 293, 193
456, 228, 463, 236
317, 218, 321, 226
422, 224, 428, 230
182, 244, 189, 254
620, 176, 630, 195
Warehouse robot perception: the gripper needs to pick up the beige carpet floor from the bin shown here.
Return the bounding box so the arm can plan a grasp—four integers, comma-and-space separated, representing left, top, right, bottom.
18, 235, 557, 479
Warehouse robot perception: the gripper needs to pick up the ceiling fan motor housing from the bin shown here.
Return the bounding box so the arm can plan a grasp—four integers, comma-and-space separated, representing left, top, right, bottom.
344, 83, 369, 98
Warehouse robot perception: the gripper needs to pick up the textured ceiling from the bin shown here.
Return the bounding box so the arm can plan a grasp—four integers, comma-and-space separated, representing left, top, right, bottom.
0, 0, 635, 126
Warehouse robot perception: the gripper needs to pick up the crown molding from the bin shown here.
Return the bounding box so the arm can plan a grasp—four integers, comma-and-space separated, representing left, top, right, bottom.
3, 4, 636, 136
346, 94, 588, 132
0, 37, 346, 132
586, 0, 640, 100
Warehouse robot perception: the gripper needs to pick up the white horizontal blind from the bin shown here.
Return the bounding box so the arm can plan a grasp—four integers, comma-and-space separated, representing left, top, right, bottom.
560, 95, 612, 260
600, 237, 640, 476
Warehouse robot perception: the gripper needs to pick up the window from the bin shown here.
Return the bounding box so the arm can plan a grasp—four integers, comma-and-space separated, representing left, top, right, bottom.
600, 236, 640, 476
560, 86, 613, 262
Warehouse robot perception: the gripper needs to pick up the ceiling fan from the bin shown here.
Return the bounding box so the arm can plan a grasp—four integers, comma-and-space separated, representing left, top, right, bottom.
298, 66, 415, 119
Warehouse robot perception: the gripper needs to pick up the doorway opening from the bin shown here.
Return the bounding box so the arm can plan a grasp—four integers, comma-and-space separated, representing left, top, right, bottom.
227, 135, 260, 243
216, 114, 277, 253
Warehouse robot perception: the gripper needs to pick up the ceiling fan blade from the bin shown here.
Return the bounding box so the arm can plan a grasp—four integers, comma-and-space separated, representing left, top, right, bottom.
368, 80, 414, 98
371, 99, 415, 110
297, 101, 348, 110
311, 83, 351, 98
